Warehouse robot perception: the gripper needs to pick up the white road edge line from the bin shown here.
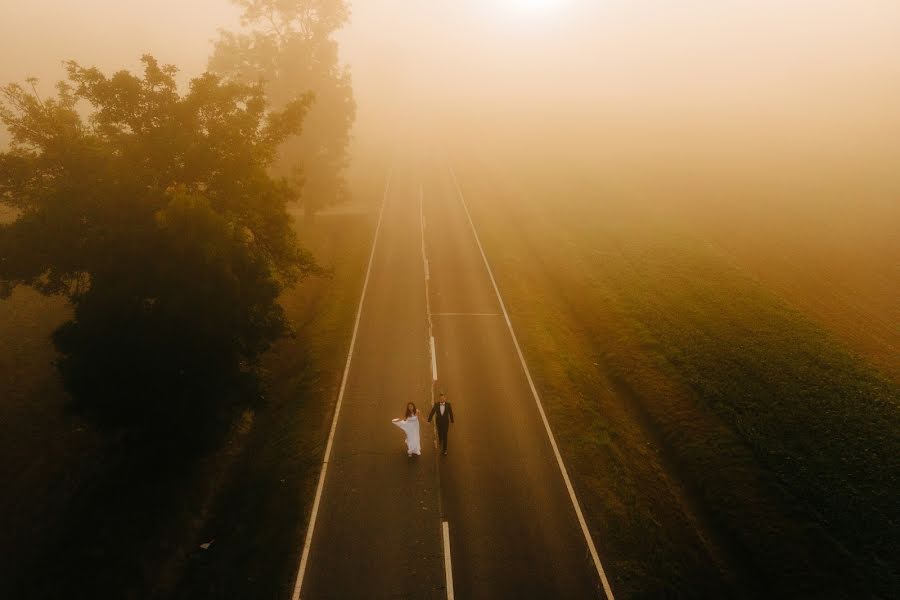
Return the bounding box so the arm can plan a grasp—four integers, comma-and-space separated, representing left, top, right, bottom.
442, 521, 455, 600
291, 170, 392, 600
449, 166, 616, 600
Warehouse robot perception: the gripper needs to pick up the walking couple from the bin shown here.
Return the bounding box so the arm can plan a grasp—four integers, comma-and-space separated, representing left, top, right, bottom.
391, 392, 454, 457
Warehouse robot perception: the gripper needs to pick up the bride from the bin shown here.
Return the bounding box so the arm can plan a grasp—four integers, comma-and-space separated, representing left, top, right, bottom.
392, 402, 421, 457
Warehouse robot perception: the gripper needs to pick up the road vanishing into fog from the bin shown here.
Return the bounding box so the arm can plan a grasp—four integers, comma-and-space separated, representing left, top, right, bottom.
293, 162, 612, 599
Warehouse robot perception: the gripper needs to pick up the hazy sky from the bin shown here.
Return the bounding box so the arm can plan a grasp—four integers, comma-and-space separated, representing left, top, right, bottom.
340, 1, 900, 157
0, 0, 239, 83
2, 0, 899, 163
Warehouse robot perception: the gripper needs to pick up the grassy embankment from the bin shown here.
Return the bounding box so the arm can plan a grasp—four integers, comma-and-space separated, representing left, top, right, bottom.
0, 174, 380, 598
168, 199, 376, 598
456, 162, 899, 598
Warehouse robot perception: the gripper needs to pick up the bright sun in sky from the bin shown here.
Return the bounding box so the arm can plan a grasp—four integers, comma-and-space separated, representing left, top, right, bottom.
505, 0, 568, 15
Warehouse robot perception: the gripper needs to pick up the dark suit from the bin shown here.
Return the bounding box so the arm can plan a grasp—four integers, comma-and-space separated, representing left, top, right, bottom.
427, 401, 454, 453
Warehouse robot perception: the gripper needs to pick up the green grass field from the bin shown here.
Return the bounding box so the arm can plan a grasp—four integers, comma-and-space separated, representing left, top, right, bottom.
0, 171, 380, 597
456, 159, 899, 598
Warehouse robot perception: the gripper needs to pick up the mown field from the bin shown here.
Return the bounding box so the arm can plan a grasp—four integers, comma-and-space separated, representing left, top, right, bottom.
0, 168, 382, 598
454, 158, 899, 598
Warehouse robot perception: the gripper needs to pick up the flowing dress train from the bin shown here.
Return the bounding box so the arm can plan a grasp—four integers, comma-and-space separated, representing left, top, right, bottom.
391, 414, 421, 455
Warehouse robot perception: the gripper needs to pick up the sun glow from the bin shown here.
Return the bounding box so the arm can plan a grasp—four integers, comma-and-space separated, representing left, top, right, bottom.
504, 0, 568, 16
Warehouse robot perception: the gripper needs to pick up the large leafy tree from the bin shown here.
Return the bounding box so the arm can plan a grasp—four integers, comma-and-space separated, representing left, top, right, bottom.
0, 56, 317, 422
210, 0, 356, 216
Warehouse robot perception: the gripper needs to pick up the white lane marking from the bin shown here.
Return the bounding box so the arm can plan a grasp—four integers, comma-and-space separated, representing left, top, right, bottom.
442, 521, 455, 600
449, 166, 616, 600
420, 195, 430, 281
430, 336, 438, 381
422, 187, 438, 387
432, 312, 501, 317
291, 170, 392, 600
420, 186, 429, 285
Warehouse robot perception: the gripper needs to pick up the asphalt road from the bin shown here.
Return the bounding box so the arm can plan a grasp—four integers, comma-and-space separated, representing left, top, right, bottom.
297, 162, 606, 599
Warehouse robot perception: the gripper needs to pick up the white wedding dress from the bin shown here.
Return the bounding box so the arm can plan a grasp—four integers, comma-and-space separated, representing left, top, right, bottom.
392, 414, 421, 455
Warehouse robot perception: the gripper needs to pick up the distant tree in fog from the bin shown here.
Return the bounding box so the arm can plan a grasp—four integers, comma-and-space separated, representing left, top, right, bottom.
0, 56, 319, 424
211, 0, 356, 217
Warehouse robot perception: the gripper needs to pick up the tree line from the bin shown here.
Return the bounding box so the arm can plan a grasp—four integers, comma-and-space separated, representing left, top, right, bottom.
0, 0, 354, 425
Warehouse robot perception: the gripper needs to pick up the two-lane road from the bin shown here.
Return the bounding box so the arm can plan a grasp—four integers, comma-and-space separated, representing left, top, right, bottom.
296, 169, 445, 599
295, 161, 611, 599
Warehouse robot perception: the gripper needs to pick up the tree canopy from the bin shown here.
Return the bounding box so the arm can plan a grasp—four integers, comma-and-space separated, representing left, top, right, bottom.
210, 0, 356, 216
0, 55, 318, 423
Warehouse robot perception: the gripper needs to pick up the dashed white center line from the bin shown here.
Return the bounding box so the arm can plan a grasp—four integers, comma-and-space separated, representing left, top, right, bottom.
442, 521, 455, 600
422, 186, 438, 385
423, 187, 450, 599
430, 335, 438, 381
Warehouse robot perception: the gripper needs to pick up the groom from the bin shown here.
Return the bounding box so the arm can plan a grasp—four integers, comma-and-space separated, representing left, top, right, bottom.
428, 392, 454, 456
